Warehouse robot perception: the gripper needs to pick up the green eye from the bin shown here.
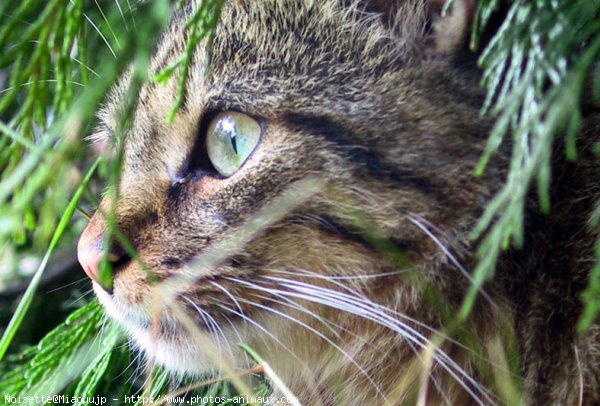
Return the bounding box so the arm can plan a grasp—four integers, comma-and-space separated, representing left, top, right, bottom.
206, 112, 261, 177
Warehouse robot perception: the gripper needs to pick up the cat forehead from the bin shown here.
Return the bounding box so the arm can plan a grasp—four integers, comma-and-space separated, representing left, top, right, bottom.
95, 0, 426, 144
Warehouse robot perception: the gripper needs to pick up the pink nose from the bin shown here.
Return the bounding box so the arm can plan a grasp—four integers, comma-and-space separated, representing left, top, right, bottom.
78, 213, 117, 291
78, 243, 102, 284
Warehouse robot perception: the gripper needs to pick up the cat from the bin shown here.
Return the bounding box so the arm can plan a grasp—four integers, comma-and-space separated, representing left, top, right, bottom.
77, 0, 600, 404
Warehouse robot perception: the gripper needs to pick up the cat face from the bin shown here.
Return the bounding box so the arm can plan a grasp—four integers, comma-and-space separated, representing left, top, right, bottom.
78, 0, 500, 401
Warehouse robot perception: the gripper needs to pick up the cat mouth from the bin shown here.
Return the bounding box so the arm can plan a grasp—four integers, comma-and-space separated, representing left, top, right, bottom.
93, 275, 273, 335
94, 279, 272, 375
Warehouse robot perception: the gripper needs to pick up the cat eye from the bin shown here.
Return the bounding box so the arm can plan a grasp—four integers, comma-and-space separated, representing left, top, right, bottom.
206, 112, 261, 177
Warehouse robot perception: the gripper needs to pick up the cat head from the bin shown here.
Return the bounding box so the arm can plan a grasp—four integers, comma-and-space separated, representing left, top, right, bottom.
78, 0, 500, 398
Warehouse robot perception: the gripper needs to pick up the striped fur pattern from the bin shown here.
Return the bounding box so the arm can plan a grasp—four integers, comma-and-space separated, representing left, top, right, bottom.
81, 1, 600, 404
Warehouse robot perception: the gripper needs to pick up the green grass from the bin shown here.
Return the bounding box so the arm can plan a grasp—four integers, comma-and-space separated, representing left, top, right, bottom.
0, 158, 100, 361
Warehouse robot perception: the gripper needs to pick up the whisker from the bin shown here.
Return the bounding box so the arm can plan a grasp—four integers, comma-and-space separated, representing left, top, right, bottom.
267, 269, 493, 361
243, 298, 388, 402
124, 0, 138, 31
45, 276, 89, 293
84, 11, 116, 58
407, 213, 496, 306
204, 311, 234, 360
233, 292, 388, 401
213, 302, 308, 369
130, 348, 157, 395
219, 313, 250, 366
273, 266, 408, 281
210, 281, 249, 337
70, 56, 101, 78
245, 288, 441, 395
247, 292, 341, 339
182, 296, 235, 361
246, 288, 446, 396
68, 288, 94, 306
182, 296, 225, 362
228, 276, 496, 405
267, 279, 484, 389
246, 289, 433, 382
117, 350, 142, 382
308, 270, 409, 280
213, 300, 323, 395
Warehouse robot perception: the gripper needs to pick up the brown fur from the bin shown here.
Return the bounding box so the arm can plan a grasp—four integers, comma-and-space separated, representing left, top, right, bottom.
79, 1, 600, 404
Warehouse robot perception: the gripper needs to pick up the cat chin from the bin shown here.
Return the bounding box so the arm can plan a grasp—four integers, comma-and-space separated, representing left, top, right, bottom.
128, 326, 221, 375
93, 282, 243, 375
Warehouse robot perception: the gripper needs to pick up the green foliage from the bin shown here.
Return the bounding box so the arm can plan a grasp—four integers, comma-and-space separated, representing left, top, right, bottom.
460, 0, 600, 322
0, 300, 122, 397
1, 0, 89, 253
0, 0, 173, 289
155, 0, 225, 123
0, 158, 100, 361
0, 299, 269, 405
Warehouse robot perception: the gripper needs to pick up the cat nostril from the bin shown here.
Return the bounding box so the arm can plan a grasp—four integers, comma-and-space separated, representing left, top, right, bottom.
109, 243, 132, 271
77, 238, 131, 292
78, 245, 100, 283
78, 211, 137, 292
77, 244, 113, 291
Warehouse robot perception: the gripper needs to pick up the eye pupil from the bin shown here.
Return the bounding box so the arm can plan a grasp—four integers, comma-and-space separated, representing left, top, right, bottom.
205, 112, 261, 177
230, 134, 238, 154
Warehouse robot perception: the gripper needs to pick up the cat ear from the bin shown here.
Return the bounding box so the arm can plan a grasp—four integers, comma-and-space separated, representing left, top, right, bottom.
357, 0, 477, 56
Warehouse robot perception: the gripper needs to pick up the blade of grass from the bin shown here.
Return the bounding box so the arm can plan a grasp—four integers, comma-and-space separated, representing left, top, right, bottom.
238, 343, 301, 406
0, 157, 101, 361
0, 121, 37, 150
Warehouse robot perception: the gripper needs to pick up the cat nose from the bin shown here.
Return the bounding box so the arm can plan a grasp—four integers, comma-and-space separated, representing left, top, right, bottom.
78, 213, 125, 292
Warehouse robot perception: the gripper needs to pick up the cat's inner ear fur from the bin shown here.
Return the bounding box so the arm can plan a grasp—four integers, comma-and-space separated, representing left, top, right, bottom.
357, 0, 477, 56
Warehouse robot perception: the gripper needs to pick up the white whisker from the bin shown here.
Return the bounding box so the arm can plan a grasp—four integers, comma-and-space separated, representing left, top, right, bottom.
247, 292, 341, 340
120, 343, 145, 384
210, 281, 248, 337
237, 295, 389, 402
246, 288, 440, 393
71, 56, 101, 78
219, 313, 250, 366
182, 296, 231, 361
408, 213, 496, 306
45, 277, 88, 293
69, 288, 95, 306
124, 0, 138, 30
212, 302, 308, 369
227, 276, 496, 405
267, 268, 497, 365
